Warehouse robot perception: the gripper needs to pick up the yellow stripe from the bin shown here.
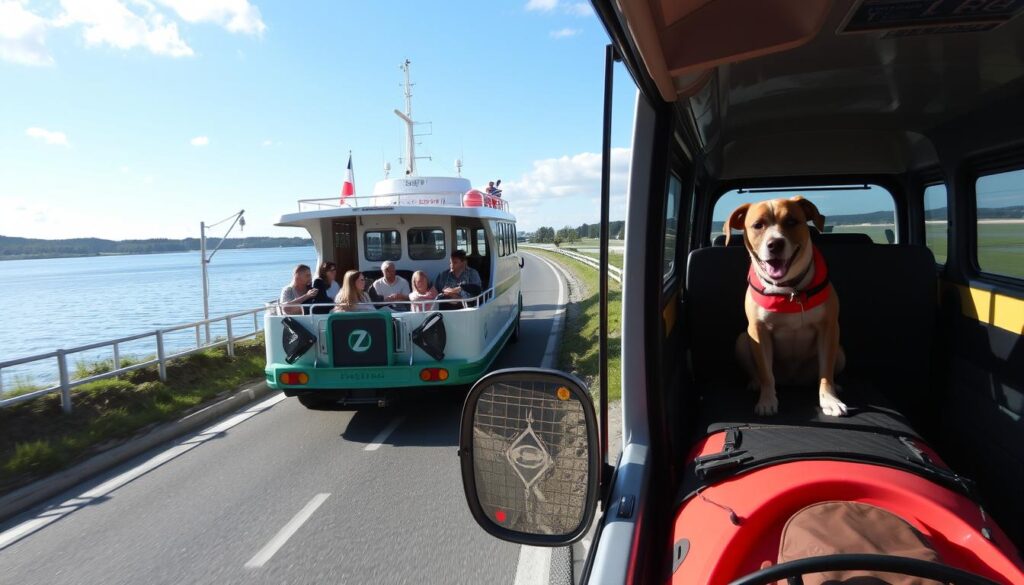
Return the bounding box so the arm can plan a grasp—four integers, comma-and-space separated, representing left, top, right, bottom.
955, 284, 1024, 335
663, 291, 677, 336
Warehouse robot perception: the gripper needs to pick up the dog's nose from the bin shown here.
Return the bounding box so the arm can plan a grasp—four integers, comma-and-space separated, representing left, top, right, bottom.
766, 238, 785, 254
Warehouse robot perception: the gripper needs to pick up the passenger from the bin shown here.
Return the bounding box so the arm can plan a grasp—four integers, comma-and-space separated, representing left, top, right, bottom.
409, 270, 438, 312
333, 270, 374, 312
311, 261, 340, 314
434, 249, 482, 307
371, 260, 411, 307
279, 264, 319, 315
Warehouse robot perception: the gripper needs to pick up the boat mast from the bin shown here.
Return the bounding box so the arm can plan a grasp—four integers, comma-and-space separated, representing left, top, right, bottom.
394, 59, 416, 176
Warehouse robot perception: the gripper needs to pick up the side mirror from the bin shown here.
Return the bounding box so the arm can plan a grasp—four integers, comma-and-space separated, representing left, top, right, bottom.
458, 368, 600, 545
519, 257, 525, 268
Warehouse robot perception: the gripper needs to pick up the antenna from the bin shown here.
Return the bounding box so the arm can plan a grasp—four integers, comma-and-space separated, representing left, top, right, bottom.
384, 161, 391, 179
455, 158, 462, 177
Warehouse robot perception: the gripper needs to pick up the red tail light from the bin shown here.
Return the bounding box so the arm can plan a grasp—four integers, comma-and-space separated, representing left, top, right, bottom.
279, 372, 309, 385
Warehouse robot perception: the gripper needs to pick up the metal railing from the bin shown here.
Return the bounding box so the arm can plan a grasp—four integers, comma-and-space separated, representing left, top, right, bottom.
266, 286, 498, 315
523, 245, 623, 283
296, 192, 511, 213
0, 307, 266, 414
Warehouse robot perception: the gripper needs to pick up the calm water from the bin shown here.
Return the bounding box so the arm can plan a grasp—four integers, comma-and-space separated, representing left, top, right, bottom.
0, 247, 317, 390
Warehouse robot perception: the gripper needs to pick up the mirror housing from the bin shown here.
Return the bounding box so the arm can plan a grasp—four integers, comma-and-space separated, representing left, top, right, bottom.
458, 368, 600, 546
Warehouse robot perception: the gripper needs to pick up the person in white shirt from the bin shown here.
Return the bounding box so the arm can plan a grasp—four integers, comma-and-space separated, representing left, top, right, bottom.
371, 260, 411, 304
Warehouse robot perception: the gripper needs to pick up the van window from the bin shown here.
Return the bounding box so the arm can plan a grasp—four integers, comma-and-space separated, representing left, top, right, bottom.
975, 169, 1024, 279
664, 174, 682, 280
408, 228, 446, 260
456, 227, 470, 253
364, 230, 401, 262
923, 184, 948, 265
714, 185, 896, 245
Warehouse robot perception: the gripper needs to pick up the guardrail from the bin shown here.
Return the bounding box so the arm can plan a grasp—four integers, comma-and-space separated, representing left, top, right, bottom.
296, 192, 510, 213
0, 307, 266, 414
523, 245, 623, 283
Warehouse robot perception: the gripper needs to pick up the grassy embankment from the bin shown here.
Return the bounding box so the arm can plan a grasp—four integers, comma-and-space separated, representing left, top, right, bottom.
0, 337, 265, 494
528, 249, 623, 402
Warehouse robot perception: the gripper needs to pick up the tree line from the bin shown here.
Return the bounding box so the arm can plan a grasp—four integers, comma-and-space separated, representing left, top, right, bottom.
0, 236, 313, 261
530, 221, 625, 245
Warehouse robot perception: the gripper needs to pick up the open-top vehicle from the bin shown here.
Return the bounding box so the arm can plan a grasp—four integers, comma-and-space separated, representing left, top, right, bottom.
264, 63, 522, 408
457, 1, 1024, 583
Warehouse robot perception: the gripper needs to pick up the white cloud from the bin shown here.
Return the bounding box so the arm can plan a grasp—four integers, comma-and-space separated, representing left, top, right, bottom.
56, 0, 194, 58
565, 2, 592, 16
25, 127, 70, 146
525, 0, 558, 11
190, 135, 209, 146
549, 27, 580, 39
154, 0, 266, 35
506, 148, 631, 230
0, 1, 53, 65
261, 138, 273, 147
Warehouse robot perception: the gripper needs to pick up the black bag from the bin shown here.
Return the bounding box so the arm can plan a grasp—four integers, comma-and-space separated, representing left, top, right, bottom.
281, 317, 316, 364
411, 312, 446, 361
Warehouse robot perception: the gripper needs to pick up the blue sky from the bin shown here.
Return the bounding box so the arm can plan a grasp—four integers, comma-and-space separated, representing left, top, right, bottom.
1, 0, 637, 239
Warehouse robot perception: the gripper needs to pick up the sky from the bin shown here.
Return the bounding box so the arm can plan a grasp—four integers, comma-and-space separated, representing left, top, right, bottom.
1, 0, 638, 240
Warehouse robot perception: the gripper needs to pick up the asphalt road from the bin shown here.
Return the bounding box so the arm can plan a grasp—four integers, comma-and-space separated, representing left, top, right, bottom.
0, 252, 567, 585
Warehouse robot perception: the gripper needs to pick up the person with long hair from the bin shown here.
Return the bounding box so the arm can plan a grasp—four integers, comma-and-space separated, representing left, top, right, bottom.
333, 270, 373, 312
279, 264, 318, 315
311, 261, 340, 314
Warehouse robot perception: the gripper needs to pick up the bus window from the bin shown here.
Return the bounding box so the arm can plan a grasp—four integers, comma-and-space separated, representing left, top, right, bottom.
923, 184, 948, 265
714, 185, 897, 245
408, 228, 446, 260
456, 227, 470, 253
975, 169, 1024, 279
364, 230, 401, 262
664, 174, 682, 281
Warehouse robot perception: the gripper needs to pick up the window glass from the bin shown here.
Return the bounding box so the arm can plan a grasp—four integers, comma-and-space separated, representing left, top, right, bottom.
363, 230, 401, 262
499, 224, 506, 257
407, 228, 447, 260
975, 169, 1024, 279
923, 184, 948, 265
475, 228, 488, 256
714, 185, 897, 244
664, 174, 682, 281
456, 227, 469, 253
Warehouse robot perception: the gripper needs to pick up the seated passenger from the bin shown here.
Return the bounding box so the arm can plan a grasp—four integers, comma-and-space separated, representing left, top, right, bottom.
409, 270, 438, 312
333, 270, 374, 312
279, 264, 318, 315
311, 261, 340, 314
371, 260, 411, 309
434, 249, 483, 308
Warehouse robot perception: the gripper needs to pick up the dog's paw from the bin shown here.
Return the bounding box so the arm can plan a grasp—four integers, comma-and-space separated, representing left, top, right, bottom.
819, 392, 848, 417
755, 393, 779, 416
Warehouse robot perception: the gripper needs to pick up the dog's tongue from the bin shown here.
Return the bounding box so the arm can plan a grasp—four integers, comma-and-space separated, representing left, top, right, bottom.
765, 259, 788, 280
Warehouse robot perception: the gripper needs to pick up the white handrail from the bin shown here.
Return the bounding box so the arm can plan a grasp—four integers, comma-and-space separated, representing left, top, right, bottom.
296, 193, 511, 213
0, 306, 267, 413
265, 286, 498, 315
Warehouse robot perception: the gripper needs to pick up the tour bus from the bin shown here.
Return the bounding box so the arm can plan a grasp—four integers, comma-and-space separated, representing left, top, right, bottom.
264, 64, 522, 409
457, 1, 1024, 584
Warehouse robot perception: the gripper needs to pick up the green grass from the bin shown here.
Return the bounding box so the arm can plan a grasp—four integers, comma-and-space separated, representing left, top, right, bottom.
529, 249, 622, 402
571, 250, 624, 270
920, 222, 1023, 277
0, 336, 266, 491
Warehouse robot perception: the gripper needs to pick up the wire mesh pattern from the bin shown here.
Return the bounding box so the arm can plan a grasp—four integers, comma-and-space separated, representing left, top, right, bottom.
472, 381, 590, 535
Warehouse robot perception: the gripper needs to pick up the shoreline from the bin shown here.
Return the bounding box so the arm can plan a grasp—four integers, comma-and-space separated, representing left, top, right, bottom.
0, 244, 313, 262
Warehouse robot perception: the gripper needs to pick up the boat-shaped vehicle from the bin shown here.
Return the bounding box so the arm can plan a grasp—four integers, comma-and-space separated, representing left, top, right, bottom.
264, 63, 521, 408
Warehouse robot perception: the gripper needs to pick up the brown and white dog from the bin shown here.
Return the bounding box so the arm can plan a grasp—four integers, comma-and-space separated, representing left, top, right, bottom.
726, 196, 847, 417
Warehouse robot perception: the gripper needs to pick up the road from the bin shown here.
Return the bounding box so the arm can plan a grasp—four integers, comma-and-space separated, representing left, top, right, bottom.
0, 252, 569, 585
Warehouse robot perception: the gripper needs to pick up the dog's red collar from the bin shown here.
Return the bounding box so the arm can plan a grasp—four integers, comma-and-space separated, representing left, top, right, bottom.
748, 247, 830, 313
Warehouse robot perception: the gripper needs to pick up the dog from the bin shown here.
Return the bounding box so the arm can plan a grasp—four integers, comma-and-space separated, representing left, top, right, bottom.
726, 196, 847, 417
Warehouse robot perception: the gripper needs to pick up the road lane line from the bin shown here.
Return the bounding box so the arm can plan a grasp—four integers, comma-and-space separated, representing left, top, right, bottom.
245, 493, 330, 569
513, 545, 552, 585
526, 252, 568, 369
363, 416, 405, 451
0, 393, 287, 551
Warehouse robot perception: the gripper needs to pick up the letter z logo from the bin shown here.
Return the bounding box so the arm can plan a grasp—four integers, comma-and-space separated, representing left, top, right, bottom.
347, 329, 372, 353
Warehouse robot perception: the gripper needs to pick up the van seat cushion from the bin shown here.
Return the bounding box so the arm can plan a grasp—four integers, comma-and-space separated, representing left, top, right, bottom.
686, 244, 937, 409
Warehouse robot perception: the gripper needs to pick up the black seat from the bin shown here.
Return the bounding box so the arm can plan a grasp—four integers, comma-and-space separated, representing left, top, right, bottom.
685, 242, 937, 425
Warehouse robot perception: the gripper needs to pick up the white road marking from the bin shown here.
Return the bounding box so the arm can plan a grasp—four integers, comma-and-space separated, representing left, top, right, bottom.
245, 493, 330, 569
513, 545, 552, 585
363, 416, 405, 451
526, 252, 568, 369
0, 392, 287, 551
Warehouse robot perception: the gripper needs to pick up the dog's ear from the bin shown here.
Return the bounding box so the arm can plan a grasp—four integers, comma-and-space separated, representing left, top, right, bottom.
724, 203, 750, 246
791, 196, 825, 233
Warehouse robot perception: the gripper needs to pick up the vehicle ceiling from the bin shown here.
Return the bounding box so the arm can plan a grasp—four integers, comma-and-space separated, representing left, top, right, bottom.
611, 0, 1024, 179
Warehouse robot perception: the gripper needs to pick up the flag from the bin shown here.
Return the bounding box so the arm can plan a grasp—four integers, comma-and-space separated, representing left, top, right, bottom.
341, 153, 355, 199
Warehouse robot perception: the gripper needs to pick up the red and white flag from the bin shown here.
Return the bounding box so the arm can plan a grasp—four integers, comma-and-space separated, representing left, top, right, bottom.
341, 153, 355, 199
